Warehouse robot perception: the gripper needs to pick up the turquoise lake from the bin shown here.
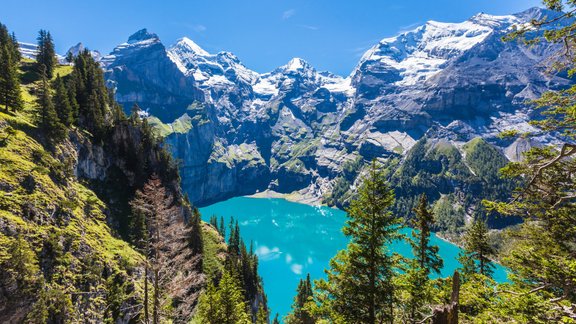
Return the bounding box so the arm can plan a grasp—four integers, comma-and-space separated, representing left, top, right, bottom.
199, 196, 508, 318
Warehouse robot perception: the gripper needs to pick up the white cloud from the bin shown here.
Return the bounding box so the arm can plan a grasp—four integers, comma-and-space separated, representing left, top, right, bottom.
398, 22, 422, 33
290, 263, 303, 275
193, 24, 207, 33
298, 24, 319, 31
282, 9, 296, 20
286, 254, 293, 264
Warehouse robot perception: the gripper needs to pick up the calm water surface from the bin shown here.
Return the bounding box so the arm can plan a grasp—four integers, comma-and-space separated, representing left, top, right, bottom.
199, 196, 508, 318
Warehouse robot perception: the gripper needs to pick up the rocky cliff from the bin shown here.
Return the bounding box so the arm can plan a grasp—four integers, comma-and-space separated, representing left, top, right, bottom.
102, 8, 571, 227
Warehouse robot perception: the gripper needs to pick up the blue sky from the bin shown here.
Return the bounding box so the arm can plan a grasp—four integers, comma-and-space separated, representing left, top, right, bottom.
1, 0, 540, 75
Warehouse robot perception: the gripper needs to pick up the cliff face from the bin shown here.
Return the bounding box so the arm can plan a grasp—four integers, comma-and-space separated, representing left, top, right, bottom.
103, 9, 570, 223
104, 29, 205, 122
0, 64, 205, 322
0, 110, 144, 323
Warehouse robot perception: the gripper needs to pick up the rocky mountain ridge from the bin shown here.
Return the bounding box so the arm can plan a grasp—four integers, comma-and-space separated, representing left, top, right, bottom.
59, 8, 573, 224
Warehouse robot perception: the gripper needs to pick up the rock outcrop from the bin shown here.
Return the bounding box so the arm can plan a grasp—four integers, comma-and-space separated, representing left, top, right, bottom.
102, 8, 571, 217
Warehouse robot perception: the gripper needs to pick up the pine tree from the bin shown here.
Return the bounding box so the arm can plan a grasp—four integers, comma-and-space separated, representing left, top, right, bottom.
109, 88, 126, 124
410, 194, 443, 275
70, 49, 109, 139
210, 215, 218, 229
130, 103, 141, 125
65, 51, 74, 64
228, 217, 240, 255
479, 3, 576, 320
129, 175, 177, 324
256, 304, 268, 324
195, 272, 251, 324
458, 219, 494, 279
52, 75, 74, 126
65, 77, 80, 123
5, 235, 40, 292
187, 201, 204, 255
9, 31, 21, 62
196, 280, 222, 323
313, 160, 403, 323
0, 24, 23, 112
36, 65, 66, 144
219, 216, 226, 238
272, 313, 280, 324
285, 273, 315, 324
400, 193, 444, 323
0, 23, 20, 62
36, 30, 57, 79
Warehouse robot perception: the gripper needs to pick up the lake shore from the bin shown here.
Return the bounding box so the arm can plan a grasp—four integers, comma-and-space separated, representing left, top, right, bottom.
247, 189, 327, 206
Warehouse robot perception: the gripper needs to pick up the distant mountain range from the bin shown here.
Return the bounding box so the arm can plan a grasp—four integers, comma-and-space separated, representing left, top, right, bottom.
20, 7, 572, 226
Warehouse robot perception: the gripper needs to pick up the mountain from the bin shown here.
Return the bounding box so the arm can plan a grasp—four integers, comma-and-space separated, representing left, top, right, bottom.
18, 42, 67, 64
65, 42, 102, 62
101, 8, 572, 228
103, 29, 204, 122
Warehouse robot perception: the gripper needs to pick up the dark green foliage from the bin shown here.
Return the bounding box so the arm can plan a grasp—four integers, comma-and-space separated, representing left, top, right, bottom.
223, 216, 263, 313
285, 273, 315, 324
130, 102, 141, 125
109, 89, 126, 123
313, 160, 403, 323
36, 65, 67, 144
187, 199, 204, 255
219, 215, 226, 238
195, 272, 251, 324
209, 215, 218, 229
458, 219, 495, 279
392, 138, 517, 233
104, 273, 128, 323
462, 138, 516, 198
36, 30, 56, 79
397, 194, 444, 323
0, 23, 23, 112
256, 304, 268, 324
325, 156, 364, 208
410, 194, 443, 276
1, 235, 41, 294
70, 49, 109, 139
432, 194, 465, 235
52, 75, 75, 126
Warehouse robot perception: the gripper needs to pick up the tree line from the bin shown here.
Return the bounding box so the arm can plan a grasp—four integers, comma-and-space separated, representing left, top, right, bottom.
285, 161, 495, 324
198, 215, 268, 323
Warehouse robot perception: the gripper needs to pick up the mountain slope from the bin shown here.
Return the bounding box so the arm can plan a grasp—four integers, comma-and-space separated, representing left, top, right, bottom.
101, 8, 571, 228
0, 52, 209, 322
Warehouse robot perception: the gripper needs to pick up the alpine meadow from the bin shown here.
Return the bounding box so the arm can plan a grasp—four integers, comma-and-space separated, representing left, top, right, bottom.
1, 0, 576, 323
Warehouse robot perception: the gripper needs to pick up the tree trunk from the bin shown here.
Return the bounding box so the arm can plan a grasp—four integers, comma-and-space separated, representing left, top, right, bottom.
153, 267, 159, 324
144, 265, 149, 324
432, 271, 460, 324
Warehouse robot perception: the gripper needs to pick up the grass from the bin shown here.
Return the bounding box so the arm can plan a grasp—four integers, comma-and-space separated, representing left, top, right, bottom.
201, 223, 227, 280
148, 114, 193, 137
0, 64, 144, 296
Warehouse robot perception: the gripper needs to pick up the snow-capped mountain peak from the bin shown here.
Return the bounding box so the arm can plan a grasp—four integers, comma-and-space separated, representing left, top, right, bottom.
468, 12, 520, 27
127, 28, 159, 44
174, 37, 209, 56
285, 57, 309, 71
18, 42, 67, 64
18, 42, 38, 60
353, 11, 528, 86
66, 42, 102, 62
167, 36, 259, 87
102, 29, 163, 67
